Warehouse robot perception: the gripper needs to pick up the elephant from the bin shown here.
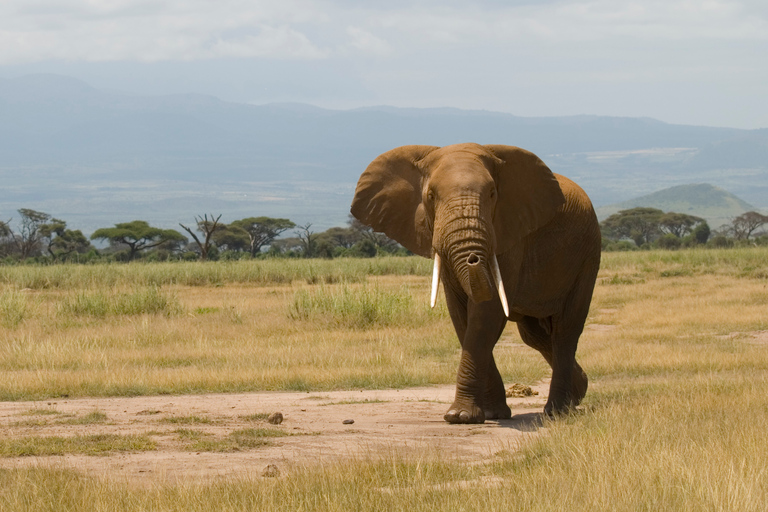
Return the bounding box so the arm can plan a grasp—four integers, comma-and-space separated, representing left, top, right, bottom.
350, 143, 601, 423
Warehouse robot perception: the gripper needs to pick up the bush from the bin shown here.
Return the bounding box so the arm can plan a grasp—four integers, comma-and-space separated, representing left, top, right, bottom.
603, 240, 637, 252
655, 234, 682, 250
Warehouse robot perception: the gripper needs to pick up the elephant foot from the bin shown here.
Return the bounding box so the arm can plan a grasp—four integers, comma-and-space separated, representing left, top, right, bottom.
444, 402, 485, 424
572, 364, 588, 406
544, 394, 575, 418
484, 403, 512, 420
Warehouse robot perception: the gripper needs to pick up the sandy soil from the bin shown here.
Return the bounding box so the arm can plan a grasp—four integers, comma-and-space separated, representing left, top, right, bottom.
0, 382, 550, 484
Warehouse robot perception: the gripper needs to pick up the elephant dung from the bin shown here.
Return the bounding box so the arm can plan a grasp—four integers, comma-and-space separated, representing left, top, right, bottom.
505, 384, 538, 398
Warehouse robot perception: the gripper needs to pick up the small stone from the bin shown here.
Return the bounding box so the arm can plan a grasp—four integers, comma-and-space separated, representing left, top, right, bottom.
268, 412, 283, 425
342, 419, 355, 425
263, 464, 280, 478
505, 383, 539, 398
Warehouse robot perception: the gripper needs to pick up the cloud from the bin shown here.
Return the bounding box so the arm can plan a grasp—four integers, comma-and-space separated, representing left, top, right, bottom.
344, 27, 391, 56
1, 0, 766, 64
0, 0, 330, 63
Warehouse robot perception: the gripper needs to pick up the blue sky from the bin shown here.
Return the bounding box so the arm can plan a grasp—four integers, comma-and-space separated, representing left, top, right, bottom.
1, 0, 767, 128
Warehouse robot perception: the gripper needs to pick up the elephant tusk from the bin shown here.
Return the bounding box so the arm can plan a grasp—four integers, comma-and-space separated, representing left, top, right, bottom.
492, 255, 510, 318
430, 253, 441, 308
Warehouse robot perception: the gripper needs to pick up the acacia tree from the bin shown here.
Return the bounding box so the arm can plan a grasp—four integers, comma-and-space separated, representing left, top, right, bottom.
601, 207, 664, 246
347, 215, 400, 253
730, 211, 768, 240
9, 208, 51, 259
295, 223, 317, 258
179, 214, 224, 261
212, 224, 250, 252
91, 220, 186, 261
231, 217, 296, 256
39, 218, 91, 260
658, 212, 705, 238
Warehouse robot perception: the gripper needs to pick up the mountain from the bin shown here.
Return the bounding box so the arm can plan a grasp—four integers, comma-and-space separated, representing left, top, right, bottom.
1, 74, 766, 234
595, 184, 754, 228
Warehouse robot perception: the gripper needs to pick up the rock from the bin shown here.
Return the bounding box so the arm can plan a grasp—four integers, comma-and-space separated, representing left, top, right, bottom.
505, 383, 539, 398
268, 412, 283, 425
342, 419, 355, 425
263, 464, 280, 478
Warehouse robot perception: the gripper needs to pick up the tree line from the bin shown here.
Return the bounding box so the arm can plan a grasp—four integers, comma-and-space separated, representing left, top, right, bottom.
0, 209, 405, 263
3, 206, 767, 263
600, 207, 768, 251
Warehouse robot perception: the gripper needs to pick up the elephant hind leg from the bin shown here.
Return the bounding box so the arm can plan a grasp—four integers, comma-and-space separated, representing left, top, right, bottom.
516, 316, 588, 410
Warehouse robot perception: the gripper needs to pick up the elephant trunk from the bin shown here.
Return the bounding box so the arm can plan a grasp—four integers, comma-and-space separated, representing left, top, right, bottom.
434, 199, 496, 305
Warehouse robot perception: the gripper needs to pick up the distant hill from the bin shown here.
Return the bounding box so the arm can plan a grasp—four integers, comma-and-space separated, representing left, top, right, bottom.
595, 184, 754, 228
1, 74, 767, 234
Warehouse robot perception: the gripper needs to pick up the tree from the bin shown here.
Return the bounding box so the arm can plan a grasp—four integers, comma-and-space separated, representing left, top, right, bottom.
692, 221, 711, 244
212, 224, 251, 252
730, 211, 768, 240
658, 212, 704, 238
0, 220, 14, 258
600, 207, 664, 247
9, 208, 51, 259
347, 215, 400, 253
231, 217, 296, 256
39, 219, 91, 260
179, 214, 224, 261
91, 220, 187, 261
295, 223, 317, 258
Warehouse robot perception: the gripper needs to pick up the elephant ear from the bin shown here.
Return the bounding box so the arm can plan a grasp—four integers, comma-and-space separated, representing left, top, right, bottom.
484, 145, 566, 255
351, 145, 439, 257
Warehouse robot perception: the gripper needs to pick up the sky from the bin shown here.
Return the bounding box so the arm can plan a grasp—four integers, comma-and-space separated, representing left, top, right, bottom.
1, 0, 767, 129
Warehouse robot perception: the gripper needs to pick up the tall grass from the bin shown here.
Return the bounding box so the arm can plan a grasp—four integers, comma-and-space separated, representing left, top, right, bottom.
289, 282, 445, 328
57, 286, 183, 317
2, 248, 768, 510
0, 289, 28, 328
0, 257, 432, 290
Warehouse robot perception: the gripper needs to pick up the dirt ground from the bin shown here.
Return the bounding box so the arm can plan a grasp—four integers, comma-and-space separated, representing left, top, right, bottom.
0, 382, 550, 484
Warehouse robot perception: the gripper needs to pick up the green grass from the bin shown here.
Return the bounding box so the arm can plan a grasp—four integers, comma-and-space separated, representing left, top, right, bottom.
239, 413, 270, 421
161, 415, 214, 425
180, 427, 288, 452
0, 289, 28, 328
59, 411, 108, 425
57, 286, 183, 317
0, 434, 155, 457
289, 282, 446, 329
0, 257, 432, 290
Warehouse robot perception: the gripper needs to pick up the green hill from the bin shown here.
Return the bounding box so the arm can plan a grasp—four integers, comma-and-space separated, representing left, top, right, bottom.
595, 184, 754, 229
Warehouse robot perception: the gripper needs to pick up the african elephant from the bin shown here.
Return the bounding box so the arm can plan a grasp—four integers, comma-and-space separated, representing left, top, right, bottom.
351, 143, 601, 423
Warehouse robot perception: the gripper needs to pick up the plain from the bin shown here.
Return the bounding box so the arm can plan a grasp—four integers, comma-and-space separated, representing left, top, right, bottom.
1, 249, 767, 511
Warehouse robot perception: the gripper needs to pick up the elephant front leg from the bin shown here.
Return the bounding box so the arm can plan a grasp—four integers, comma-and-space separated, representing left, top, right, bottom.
483, 355, 512, 420
444, 298, 508, 424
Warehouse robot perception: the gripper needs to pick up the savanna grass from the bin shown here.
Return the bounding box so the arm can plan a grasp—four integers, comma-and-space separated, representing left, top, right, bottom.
0, 257, 432, 290
288, 282, 446, 328
2, 248, 768, 509
0, 289, 28, 328
0, 434, 156, 457
57, 286, 183, 317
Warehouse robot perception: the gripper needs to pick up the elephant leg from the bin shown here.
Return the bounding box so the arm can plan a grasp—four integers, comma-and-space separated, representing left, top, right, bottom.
484, 354, 512, 420
443, 284, 508, 424
517, 316, 588, 413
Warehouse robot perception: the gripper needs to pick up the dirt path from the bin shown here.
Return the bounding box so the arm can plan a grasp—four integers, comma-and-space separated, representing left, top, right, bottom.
0, 383, 549, 484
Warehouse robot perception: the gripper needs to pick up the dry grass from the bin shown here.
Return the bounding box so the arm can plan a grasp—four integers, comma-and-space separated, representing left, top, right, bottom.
1, 248, 768, 510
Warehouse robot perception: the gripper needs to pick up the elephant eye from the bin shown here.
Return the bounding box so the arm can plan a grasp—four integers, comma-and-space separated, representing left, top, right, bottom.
427, 190, 435, 202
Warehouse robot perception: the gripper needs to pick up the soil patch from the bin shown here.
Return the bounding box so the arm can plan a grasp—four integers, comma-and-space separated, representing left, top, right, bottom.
0, 383, 549, 484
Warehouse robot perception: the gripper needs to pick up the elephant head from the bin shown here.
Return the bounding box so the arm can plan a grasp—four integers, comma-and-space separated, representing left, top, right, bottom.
351, 143, 565, 312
